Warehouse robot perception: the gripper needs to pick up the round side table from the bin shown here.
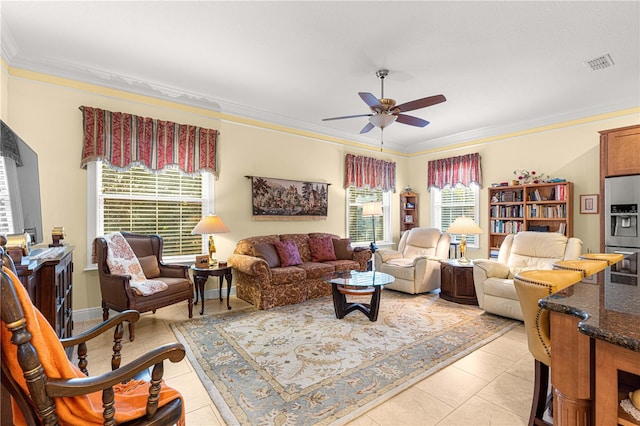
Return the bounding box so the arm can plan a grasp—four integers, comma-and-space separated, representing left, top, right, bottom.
190, 265, 233, 314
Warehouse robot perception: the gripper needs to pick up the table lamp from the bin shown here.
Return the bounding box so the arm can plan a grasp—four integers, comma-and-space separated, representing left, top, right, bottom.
446, 216, 483, 264
362, 201, 383, 253
192, 214, 230, 267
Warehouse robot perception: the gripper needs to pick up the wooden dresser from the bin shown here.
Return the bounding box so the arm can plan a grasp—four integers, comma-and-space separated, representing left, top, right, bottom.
15, 246, 74, 339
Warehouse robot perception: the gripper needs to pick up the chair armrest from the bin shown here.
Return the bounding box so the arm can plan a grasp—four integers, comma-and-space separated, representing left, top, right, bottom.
376, 249, 403, 264
61, 310, 140, 348
46, 343, 185, 396
473, 259, 510, 279
228, 254, 271, 277
158, 262, 189, 279
98, 272, 136, 305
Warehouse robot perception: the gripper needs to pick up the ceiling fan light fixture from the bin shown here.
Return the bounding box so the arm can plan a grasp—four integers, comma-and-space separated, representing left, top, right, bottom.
369, 113, 397, 129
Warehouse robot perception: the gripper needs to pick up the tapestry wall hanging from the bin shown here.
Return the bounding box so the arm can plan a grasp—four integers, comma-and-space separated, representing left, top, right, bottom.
250, 176, 329, 220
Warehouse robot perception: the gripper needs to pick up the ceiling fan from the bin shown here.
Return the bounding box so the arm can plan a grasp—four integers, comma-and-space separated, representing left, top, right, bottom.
322, 69, 446, 134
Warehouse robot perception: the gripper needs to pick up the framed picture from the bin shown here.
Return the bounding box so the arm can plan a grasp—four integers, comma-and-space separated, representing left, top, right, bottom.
195, 255, 209, 267
580, 194, 599, 214
405, 215, 413, 223
250, 176, 329, 221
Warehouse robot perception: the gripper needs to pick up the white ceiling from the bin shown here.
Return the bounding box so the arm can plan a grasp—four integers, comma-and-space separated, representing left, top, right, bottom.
1, 1, 639, 154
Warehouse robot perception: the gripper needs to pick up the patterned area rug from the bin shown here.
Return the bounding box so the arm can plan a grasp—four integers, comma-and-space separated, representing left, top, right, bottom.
171, 291, 518, 425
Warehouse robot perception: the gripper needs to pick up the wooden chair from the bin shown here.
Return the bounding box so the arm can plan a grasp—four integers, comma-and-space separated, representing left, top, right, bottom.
94, 232, 193, 341
1, 247, 186, 425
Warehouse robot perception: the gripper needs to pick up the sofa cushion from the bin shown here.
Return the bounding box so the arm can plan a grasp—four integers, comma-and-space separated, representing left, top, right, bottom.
309, 236, 337, 262
138, 255, 161, 278
254, 242, 281, 268
332, 238, 353, 260
296, 262, 335, 279
273, 239, 303, 267
323, 259, 359, 272
270, 266, 306, 285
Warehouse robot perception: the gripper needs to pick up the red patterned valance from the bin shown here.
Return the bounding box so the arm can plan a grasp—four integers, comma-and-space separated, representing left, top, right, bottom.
80, 106, 218, 176
427, 153, 482, 189
344, 154, 396, 192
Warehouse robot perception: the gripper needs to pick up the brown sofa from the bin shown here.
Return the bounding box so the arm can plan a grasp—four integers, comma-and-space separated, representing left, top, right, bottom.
228, 233, 371, 309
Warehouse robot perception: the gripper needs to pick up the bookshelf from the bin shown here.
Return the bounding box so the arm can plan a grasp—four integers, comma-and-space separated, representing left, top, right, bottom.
488, 182, 573, 258
400, 191, 418, 233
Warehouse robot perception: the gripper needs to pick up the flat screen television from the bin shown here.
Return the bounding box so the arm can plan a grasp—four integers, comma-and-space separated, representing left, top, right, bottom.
0, 120, 44, 245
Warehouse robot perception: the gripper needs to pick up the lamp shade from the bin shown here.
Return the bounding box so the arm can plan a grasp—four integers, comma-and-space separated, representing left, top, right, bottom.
191, 215, 230, 235
369, 114, 397, 129
446, 217, 483, 235
362, 202, 383, 217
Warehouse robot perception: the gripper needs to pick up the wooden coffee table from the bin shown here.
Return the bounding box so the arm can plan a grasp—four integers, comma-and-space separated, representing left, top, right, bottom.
323, 270, 394, 322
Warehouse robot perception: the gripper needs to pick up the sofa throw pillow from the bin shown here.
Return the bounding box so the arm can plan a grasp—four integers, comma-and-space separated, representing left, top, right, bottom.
254, 242, 281, 268
309, 236, 337, 262
273, 239, 303, 267
332, 238, 353, 260
138, 255, 161, 278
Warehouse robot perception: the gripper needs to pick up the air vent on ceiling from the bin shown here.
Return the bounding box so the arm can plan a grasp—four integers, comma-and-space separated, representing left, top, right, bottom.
586, 54, 615, 71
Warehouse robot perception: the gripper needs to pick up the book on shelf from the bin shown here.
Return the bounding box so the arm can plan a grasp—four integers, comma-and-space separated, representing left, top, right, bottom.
558, 223, 566, 235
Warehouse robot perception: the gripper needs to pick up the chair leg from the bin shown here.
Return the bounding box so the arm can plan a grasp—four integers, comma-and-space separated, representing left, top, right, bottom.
102, 303, 109, 321
530, 359, 552, 426
128, 321, 135, 342
188, 298, 193, 318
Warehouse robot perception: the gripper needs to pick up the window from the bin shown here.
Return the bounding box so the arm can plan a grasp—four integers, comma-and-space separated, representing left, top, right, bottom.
0, 157, 16, 234
87, 161, 213, 267
431, 183, 480, 247
346, 187, 391, 245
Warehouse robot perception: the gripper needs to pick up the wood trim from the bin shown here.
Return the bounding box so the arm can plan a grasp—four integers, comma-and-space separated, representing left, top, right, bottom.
550, 311, 595, 425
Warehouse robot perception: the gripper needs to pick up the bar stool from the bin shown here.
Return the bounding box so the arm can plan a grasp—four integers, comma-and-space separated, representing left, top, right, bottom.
514, 269, 584, 426
553, 259, 609, 278
578, 252, 624, 266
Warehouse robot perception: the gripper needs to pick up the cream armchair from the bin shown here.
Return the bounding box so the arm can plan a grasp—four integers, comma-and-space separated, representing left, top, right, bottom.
374, 228, 451, 294
473, 231, 582, 320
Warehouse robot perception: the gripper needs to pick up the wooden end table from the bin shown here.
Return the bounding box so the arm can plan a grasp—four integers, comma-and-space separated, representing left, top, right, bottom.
190, 265, 232, 314
440, 259, 478, 305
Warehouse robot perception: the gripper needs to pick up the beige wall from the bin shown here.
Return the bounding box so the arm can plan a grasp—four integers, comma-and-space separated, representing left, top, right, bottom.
2, 70, 406, 316
409, 114, 640, 258
2, 67, 638, 316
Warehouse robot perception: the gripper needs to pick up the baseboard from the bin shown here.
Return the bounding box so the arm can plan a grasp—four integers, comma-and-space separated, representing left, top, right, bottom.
73, 286, 237, 321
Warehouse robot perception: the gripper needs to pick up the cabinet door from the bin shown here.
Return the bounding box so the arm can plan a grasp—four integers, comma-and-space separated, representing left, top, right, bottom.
603, 126, 640, 177
453, 267, 475, 298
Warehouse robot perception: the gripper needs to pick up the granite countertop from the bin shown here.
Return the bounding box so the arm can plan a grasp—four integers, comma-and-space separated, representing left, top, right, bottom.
539, 267, 640, 353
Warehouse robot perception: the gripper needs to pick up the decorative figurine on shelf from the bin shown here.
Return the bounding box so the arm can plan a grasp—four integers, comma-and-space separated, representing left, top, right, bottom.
50, 226, 65, 247
513, 169, 549, 185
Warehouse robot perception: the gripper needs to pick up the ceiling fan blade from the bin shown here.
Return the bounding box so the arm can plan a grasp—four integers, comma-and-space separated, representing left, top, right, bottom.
359, 92, 383, 109
395, 94, 446, 113
360, 122, 375, 134
396, 114, 430, 127
322, 113, 373, 121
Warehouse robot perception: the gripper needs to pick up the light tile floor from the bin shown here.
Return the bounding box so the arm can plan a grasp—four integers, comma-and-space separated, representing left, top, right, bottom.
75, 296, 533, 425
